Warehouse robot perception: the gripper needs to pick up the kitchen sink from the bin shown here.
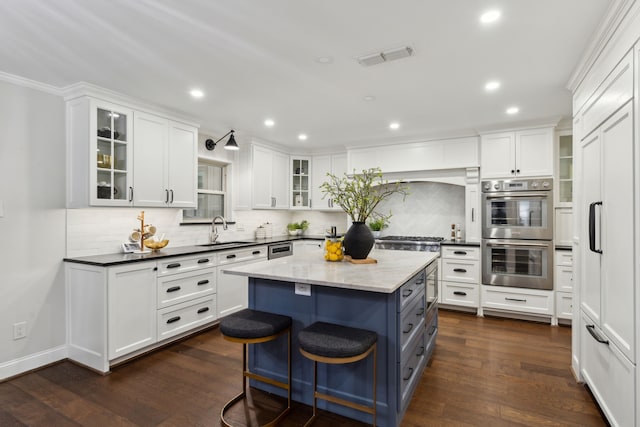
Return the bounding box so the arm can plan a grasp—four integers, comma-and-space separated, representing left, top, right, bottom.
197, 241, 253, 248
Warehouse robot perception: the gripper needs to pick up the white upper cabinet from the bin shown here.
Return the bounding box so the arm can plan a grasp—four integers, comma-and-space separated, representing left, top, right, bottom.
67, 97, 134, 207
251, 145, 289, 209
480, 127, 554, 179
133, 111, 197, 208
311, 153, 347, 210
66, 93, 198, 208
290, 156, 311, 209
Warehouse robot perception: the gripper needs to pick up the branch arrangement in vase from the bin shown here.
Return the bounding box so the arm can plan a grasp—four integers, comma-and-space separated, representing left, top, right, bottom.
320, 167, 408, 223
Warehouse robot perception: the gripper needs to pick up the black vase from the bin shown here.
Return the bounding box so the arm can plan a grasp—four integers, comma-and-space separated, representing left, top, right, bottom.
343, 222, 375, 259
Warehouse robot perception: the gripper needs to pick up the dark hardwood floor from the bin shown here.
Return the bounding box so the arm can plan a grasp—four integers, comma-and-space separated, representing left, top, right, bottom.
0, 310, 607, 426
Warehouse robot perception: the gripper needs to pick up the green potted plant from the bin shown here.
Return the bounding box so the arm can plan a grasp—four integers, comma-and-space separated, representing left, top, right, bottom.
321, 168, 407, 259
368, 216, 390, 239
287, 220, 309, 236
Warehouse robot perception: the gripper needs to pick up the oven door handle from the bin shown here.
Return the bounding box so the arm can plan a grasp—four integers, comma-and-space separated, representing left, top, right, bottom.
484, 192, 548, 199
485, 241, 549, 248
589, 201, 603, 254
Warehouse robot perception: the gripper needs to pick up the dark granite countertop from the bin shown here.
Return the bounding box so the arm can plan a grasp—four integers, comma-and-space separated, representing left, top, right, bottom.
63, 235, 325, 267
440, 239, 481, 247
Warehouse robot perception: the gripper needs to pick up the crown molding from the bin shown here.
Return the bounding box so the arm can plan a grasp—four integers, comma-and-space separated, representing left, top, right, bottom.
566, 0, 636, 92
0, 71, 62, 96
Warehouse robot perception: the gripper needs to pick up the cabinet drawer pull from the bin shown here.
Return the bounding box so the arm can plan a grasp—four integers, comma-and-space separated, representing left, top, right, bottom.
403, 323, 414, 334
453, 268, 467, 273
453, 251, 467, 255
402, 289, 413, 298
197, 279, 209, 286
165, 189, 170, 203
167, 316, 181, 324
167, 263, 181, 269
415, 308, 425, 316
129, 186, 133, 202
416, 346, 425, 357
428, 325, 437, 336
505, 297, 527, 303
166, 286, 181, 293
197, 258, 210, 264
586, 324, 609, 345
197, 307, 209, 314
453, 291, 467, 296
169, 189, 174, 204
226, 254, 236, 259
403, 367, 414, 381
252, 250, 261, 255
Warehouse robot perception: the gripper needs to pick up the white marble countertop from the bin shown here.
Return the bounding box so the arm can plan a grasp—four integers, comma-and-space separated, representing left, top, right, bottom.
223, 249, 439, 293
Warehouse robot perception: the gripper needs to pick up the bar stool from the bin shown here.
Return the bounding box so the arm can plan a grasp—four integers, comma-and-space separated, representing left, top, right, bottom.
298, 321, 378, 427
219, 309, 292, 427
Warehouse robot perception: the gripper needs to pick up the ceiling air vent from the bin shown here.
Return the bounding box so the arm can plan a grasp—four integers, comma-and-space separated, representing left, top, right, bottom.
357, 46, 414, 67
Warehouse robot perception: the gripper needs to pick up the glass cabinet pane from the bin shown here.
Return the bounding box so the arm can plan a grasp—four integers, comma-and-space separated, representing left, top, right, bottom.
94, 106, 130, 203
557, 135, 573, 204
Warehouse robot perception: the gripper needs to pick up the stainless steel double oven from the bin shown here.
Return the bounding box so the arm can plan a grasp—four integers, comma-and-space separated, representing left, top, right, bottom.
481, 178, 554, 290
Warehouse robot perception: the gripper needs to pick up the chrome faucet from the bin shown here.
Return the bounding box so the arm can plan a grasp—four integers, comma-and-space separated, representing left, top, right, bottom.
210, 216, 228, 243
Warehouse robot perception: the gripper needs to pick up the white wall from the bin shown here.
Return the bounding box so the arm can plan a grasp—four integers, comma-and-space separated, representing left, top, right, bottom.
0, 80, 67, 378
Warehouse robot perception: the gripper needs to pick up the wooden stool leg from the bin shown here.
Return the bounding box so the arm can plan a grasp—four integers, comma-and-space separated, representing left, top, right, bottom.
372, 343, 377, 427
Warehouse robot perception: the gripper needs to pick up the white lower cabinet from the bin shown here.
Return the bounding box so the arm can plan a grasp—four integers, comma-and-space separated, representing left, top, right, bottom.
66, 252, 220, 373
108, 263, 158, 360
439, 245, 480, 310
481, 286, 553, 317
580, 313, 635, 427
554, 249, 573, 321
216, 245, 267, 318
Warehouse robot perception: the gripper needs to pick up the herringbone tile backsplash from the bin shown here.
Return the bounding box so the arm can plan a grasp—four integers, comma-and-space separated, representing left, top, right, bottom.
375, 182, 465, 238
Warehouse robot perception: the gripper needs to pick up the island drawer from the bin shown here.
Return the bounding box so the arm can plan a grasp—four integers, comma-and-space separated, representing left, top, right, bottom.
424, 308, 438, 358
157, 295, 216, 341
157, 254, 216, 276
398, 269, 426, 311
157, 268, 216, 309
399, 290, 426, 354
399, 330, 426, 412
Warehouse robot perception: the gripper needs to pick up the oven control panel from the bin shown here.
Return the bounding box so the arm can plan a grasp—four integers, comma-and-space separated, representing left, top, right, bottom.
482, 178, 552, 192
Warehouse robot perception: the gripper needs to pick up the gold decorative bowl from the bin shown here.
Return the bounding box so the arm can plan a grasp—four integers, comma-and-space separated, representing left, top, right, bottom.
143, 239, 169, 251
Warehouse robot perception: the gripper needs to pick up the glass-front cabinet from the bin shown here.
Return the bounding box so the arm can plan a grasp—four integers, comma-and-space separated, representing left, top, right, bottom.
556, 133, 573, 206
94, 104, 133, 205
290, 157, 310, 209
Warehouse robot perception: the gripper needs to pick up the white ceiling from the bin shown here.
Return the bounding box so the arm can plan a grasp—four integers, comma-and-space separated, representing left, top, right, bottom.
0, 0, 610, 150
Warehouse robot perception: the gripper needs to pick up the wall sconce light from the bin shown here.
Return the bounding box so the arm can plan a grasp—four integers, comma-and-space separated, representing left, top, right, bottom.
205, 130, 239, 151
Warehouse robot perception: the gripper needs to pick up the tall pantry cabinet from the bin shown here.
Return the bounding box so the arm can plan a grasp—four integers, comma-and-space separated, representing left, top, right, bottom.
573, 40, 638, 426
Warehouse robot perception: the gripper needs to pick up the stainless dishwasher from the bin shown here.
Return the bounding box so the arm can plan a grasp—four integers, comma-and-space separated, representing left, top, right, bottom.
268, 241, 293, 259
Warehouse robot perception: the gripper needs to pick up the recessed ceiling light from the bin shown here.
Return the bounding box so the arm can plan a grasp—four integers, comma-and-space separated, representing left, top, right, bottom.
363, 95, 376, 102
506, 106, 519, 115
485, 81, 501, 91
480, 10, 501, 24
298, 134, 308, 141
315, 56, 334, 64
190, 89, 204, 98
264, 119, 275, 127
389, 122, 400, 130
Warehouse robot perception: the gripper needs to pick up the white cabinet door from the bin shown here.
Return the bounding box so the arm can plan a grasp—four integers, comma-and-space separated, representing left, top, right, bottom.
555, 208, 573, 247
167, 121, 197, 207
216, 266, 249, 318
252, 146, 273, 208
464, 184, 480, 242
272, 150, 290, 209
133, 111, 170, 206
480, 132, 515, 178
579, 131, 601, 325
515, 127, 554, 177
311, 155, 332, 209
108, 263, 157, 360
600, 103, 635, 360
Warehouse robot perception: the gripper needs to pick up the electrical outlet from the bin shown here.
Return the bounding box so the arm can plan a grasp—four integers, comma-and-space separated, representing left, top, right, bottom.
295, 283, 311, 296
13, 321, 27, 340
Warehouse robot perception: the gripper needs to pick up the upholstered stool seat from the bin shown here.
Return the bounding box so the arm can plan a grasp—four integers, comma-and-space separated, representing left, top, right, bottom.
298, 322, 378, 427
220, 309, 292, 427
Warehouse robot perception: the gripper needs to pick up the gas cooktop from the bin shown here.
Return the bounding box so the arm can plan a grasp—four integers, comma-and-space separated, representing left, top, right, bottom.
377, 236, 445, 242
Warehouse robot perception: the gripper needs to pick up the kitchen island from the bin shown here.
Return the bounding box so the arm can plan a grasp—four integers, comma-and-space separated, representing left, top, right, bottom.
224, 249, 439, 427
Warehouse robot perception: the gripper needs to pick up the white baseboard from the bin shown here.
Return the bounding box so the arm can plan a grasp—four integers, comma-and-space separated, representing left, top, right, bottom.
0, 345, 67, 381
